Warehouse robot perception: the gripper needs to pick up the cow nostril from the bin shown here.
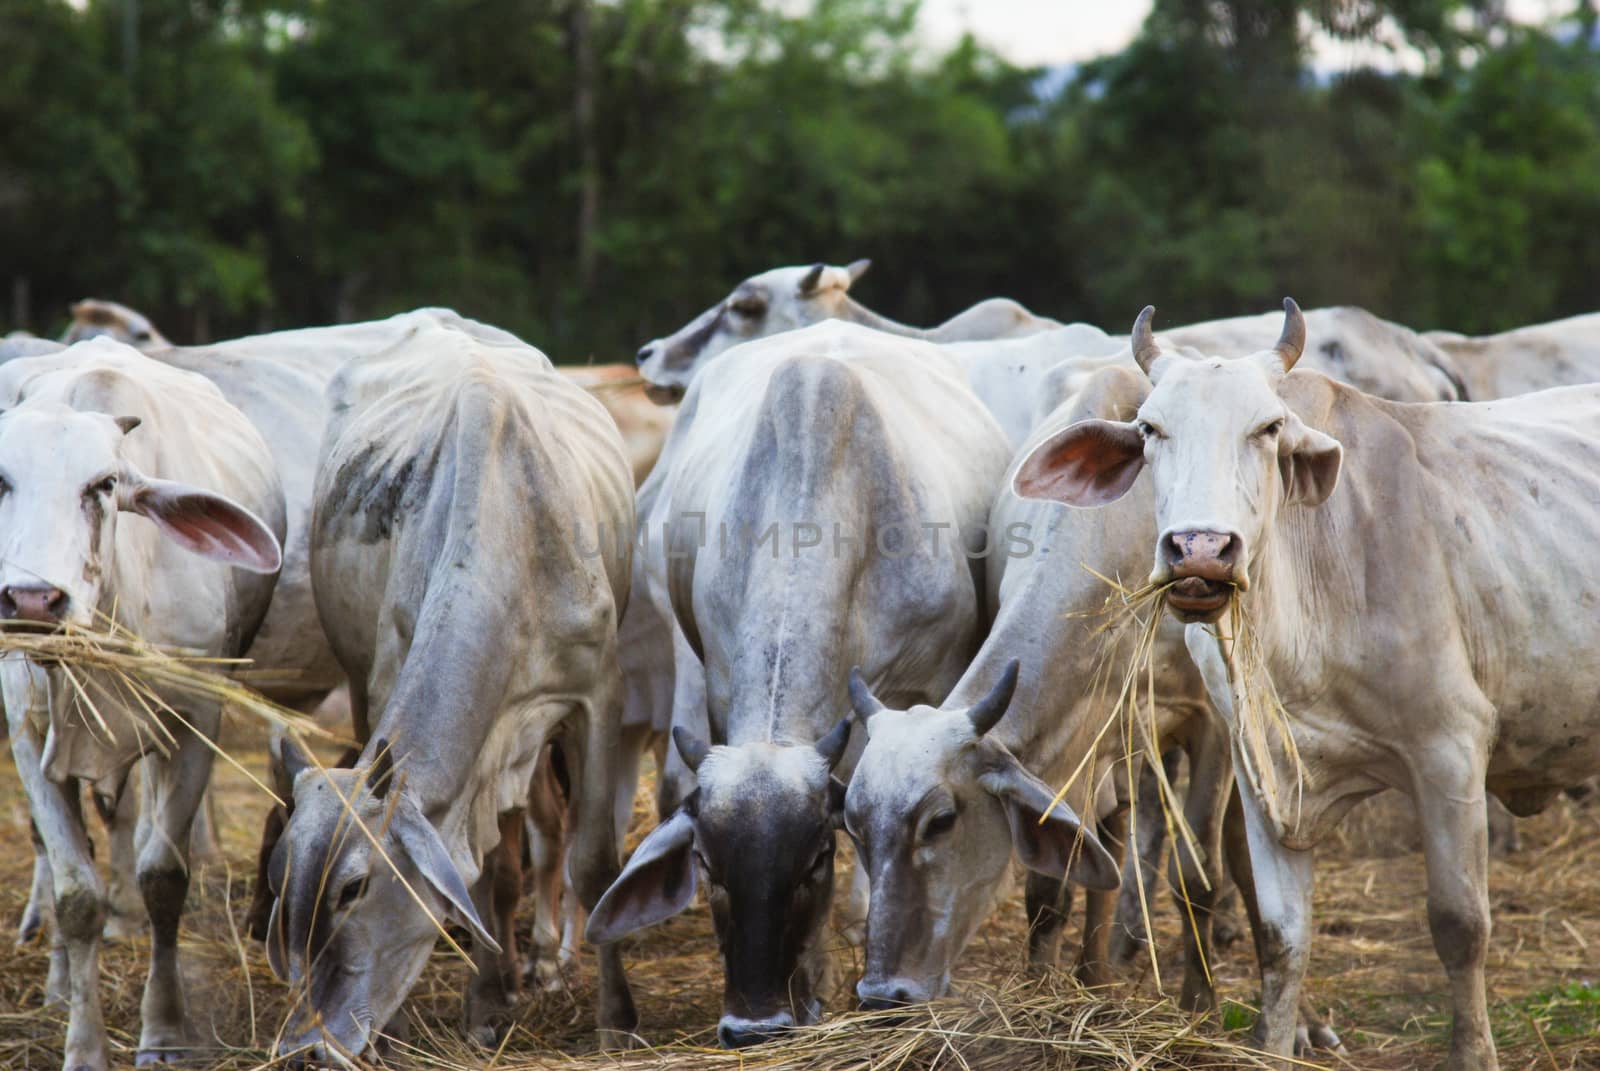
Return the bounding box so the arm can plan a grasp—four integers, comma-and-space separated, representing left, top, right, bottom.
0, 584, 67, 623
635, 345, 654, 367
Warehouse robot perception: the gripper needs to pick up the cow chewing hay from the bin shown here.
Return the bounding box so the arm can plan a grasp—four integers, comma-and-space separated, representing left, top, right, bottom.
0, 616, 341, 804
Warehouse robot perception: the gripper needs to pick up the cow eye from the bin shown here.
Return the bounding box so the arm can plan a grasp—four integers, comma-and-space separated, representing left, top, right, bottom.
336, 875, 369, 910
88, 476, 117, 498
1255, 419, 1285, 440
923, 811, 957, 840
728, 297, 766, 317
1136, 421, 1163, 440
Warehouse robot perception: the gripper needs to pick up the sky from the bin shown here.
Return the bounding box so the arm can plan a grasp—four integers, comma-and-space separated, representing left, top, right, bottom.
917, 0, 1578, 71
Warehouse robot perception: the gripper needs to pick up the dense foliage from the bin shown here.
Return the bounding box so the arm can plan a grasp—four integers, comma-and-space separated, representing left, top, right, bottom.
2, 0, 1596, 357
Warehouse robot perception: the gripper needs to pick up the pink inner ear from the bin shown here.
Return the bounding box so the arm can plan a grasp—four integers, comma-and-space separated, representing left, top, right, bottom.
1014, 420, 1145, 507
128, 482, 282, 573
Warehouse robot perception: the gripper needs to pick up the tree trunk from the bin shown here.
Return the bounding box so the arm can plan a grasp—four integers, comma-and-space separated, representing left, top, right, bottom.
570, 0, 600, 293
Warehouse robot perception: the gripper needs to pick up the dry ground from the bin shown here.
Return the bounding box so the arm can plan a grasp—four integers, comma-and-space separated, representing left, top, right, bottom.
2, 720, 1597, 1070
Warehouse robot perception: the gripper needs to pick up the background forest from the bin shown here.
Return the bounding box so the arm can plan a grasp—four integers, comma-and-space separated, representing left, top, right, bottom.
2, 0, 1597, 361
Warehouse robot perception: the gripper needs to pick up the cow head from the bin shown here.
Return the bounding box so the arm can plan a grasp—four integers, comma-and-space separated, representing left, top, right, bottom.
1013, 299, 1344, 624
634, 260, 872, 403
0, 402, 281, 629
267, 738, 498, 1064
586, 720, 852, 1048
61, 299, 171, 353
842, 662, 1118, 1008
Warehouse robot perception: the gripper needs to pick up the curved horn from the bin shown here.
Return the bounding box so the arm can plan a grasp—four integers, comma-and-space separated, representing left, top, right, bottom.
1131, 305, 1160, 375
672, 726, 710, 773
845, 258, 871, 284
814, 718, 852, 770
1275, 297, 1306, 372
368, 737, 396, 799
968, 659, 1021, 738
848, 666, 885, 722
797, 263, 827, 295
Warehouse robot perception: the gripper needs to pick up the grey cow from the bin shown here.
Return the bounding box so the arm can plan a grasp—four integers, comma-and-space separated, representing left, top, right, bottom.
587, 321, 1032, 1046
265, 321, 638, 1060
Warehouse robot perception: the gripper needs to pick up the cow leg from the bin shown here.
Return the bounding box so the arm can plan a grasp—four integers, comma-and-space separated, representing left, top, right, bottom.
10, 721, 109, 1071
1232, 772, 1312, 1062
1414, 755, 1497, 1071
133, 720, 216, 1064
1221, 792, 1342, 1054
523, 747, 571, 990
188, 787, 223, 864
1173, 723, 1231, 1014
1110, 750, 1179, 965
465, 808, 525, 1047
96, 767, 145, 940
561, 691, 639, 1046
1071, 806, 1125, 987
19, 820, 54, 947
1025, 871, 1072, 968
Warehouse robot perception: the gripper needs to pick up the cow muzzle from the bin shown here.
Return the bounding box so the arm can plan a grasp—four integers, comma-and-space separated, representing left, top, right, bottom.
857, 976, 935, 1011
717, 1011, 796, 1049
0, 583, 69, 626
1158, 529, 1243, 620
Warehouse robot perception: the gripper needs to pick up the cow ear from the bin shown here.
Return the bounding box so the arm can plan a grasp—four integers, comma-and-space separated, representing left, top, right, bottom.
1278, 416, 1342, 506
586, 808, 697, 944
118, 475, 283, 574
1013, 419, 1145, 507
977, 751, 1120, 890
392, 798, 500, 954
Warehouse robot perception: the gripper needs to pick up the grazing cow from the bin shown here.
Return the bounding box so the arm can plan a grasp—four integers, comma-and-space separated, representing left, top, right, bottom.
265, 321, 637, 1061
0, 339, 283, 1071
60, 299, 172, 352
1014, 299, 1600, 1070
1428, 312, 1600, 400
840, 364, 1229, 1017
586, 321, 1051, 1047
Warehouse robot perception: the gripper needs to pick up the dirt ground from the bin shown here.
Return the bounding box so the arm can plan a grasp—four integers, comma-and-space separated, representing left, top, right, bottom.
2, 719, 1597, 1070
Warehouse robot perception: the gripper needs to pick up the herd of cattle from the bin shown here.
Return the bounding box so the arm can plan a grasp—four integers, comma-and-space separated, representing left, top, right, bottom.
2, 266, 1597, 1071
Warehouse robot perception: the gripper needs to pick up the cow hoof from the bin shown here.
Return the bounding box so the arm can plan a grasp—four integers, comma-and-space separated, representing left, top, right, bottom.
1295, 1022, 1343, 1054
135, 1047, 187, 1065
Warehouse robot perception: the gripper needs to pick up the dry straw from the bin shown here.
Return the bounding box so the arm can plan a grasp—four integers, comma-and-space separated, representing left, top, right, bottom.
0, 617, 340, 803
1043, 571, 1309, 998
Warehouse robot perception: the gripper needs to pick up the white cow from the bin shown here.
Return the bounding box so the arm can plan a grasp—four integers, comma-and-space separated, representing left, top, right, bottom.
0, 339, 283, 1071
1015, 300, 1600, 1070
1428, 312, 1600, 400
265, 321, 638, 1060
